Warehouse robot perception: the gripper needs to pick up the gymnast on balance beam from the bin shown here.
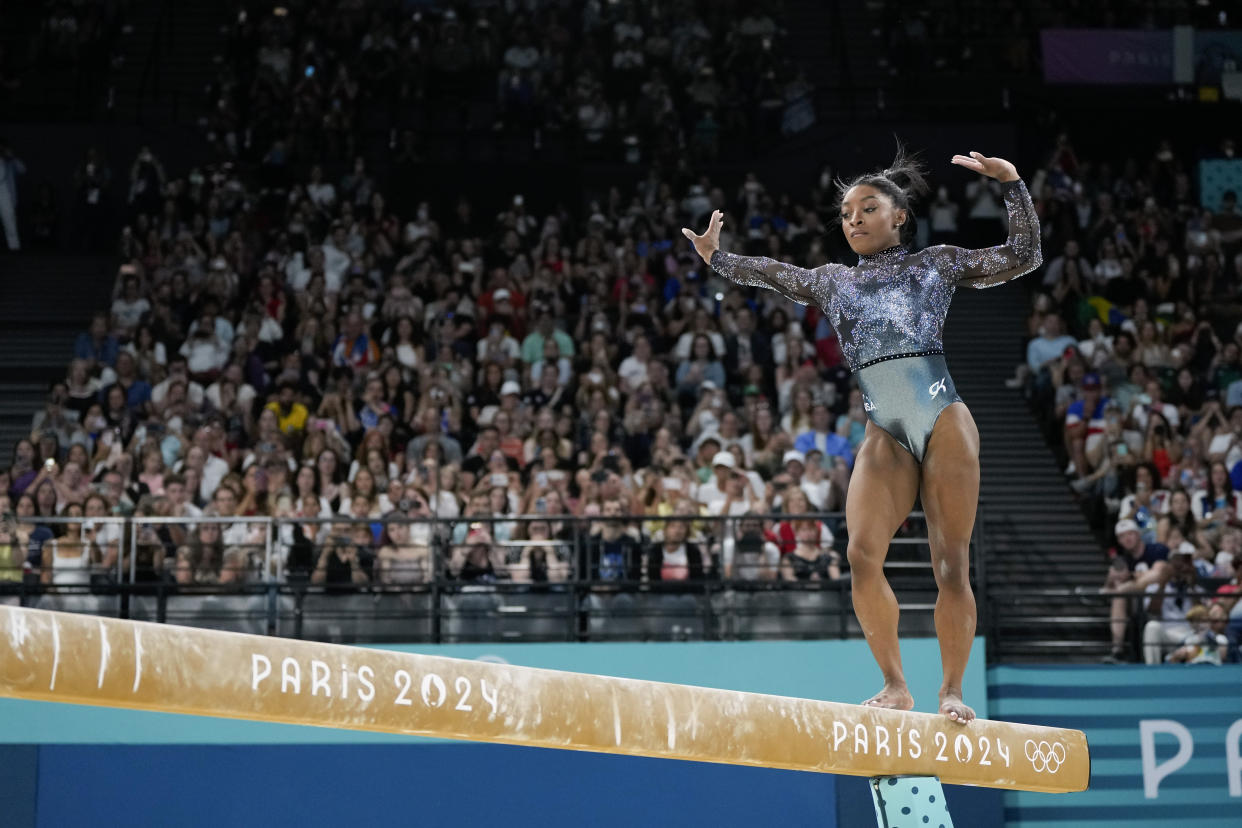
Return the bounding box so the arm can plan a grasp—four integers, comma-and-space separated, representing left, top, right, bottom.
684, 148, 1041, 722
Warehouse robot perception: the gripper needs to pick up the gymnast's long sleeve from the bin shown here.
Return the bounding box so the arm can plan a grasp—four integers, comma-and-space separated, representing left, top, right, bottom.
709, 250, 844, 307
937, 179, 1043, 289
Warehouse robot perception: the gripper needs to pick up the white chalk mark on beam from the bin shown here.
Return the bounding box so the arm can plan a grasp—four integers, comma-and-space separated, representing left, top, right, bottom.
97, 618, 111, 689
612, 696, 622, 746
7, 607, 30, 651
49, 617, 60, 691
132, 627, 143, 693
666, 697, 676, 750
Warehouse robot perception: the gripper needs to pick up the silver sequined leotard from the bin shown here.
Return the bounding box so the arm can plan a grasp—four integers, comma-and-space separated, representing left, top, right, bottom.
710, 178, 1042, 460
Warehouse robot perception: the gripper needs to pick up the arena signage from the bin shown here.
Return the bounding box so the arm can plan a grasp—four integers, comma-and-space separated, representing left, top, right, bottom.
992, 664, 1242, 826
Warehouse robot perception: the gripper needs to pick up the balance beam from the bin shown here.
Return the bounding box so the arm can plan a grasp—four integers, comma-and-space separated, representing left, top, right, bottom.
0, 606, 1088, 793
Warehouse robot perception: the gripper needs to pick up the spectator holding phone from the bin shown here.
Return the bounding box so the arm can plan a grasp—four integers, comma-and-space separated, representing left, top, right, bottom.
449, 526, 506, 584
311, 533, 370, 592
1191, 460, 1242, 529
1142, 547, 1207, 664
721, 513, 780, 581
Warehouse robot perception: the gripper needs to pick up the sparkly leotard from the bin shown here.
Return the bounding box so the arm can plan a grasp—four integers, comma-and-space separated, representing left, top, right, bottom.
710, 178, 1041, 460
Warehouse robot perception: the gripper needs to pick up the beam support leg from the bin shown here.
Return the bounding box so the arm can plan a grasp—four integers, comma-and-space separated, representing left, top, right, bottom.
870, 776, 953, 828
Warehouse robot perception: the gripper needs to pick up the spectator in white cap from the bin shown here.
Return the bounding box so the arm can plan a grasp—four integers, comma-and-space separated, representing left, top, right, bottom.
702, 449, 763, 556
495, 380, 529, 434
799, 448, 835, 510
696, 450, 742, 511
1100, 517, 1171, 662
726, 444, 766, 505
782, 449, 806, 485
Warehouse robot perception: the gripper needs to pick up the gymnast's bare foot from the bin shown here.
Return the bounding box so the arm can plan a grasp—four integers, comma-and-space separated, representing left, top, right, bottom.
862, 683, 914, 711
939, 688, 975, 723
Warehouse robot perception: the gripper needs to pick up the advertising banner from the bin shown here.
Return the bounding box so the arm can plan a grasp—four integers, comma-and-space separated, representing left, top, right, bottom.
1041, 30, 1174, 84
991, 664, 1242, 827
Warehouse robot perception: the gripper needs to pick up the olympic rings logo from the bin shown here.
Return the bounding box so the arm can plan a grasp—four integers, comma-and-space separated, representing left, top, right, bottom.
1025, 739, 1066, 773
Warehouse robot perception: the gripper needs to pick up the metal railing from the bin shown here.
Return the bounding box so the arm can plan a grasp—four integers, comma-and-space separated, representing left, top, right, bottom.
0, 510, 984, 645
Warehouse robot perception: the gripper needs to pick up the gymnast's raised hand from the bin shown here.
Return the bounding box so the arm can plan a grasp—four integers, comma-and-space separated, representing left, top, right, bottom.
950, 151, 1019, 183
681, 210, 722, 264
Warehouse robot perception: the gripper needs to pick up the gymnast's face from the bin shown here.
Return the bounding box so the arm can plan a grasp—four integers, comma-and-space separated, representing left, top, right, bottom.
840, 186, 906, 257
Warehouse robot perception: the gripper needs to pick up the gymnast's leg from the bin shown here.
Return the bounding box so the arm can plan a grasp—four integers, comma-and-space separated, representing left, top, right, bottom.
920, 402, 981, 723
847, 422, 921, 710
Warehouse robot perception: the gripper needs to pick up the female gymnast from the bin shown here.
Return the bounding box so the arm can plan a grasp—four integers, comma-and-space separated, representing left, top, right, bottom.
683, 150, 1041, 722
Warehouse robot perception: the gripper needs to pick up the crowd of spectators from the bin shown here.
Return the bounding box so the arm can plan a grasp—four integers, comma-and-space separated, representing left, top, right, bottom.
9, 2, 1239, 658
0, 119, 899, 596
1, 0, 128, 119
1017, 131, 1242, 662
203, 1, 811, 168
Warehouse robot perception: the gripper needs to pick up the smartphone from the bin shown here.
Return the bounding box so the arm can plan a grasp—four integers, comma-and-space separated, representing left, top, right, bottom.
490, 473, 508, 487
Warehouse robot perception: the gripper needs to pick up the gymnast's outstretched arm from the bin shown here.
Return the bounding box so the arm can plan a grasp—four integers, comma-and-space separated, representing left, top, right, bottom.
683, 209, 843, 306
936, 152, 1043, 288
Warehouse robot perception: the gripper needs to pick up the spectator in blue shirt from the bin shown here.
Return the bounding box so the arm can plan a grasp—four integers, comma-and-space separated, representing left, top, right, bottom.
73, 312, 119, 369
1064, 372, 1109, 478
794, 402, 855, 469
103, 350, 152, 412
1026, 312, 1077, 375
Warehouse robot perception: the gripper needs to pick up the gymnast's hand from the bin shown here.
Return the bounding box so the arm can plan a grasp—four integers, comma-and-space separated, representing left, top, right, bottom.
951, 151, 1019, 183
681, 210, 723, 264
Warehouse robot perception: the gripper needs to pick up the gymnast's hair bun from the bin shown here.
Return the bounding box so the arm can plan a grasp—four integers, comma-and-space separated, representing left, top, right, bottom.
880, 144, 929, 201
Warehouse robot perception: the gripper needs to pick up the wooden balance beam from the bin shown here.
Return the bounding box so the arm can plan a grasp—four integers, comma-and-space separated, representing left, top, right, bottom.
0, 606, 1088, 795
